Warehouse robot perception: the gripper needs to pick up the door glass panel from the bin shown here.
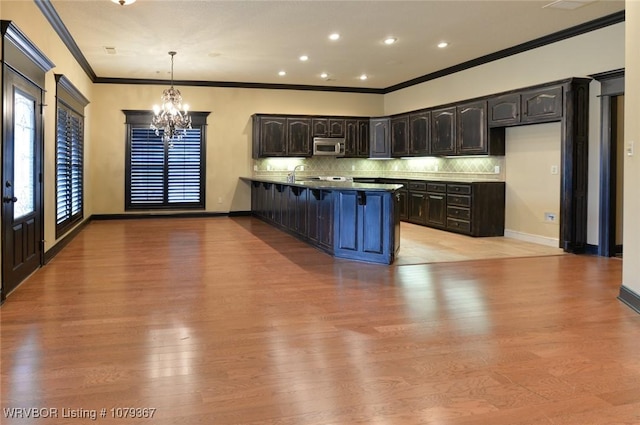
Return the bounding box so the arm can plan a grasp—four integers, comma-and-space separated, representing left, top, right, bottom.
14, 91, 36, 220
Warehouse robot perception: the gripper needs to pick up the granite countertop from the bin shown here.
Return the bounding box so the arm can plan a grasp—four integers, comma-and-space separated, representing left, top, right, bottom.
241, 176, 403, 192
370, 176, 505, 184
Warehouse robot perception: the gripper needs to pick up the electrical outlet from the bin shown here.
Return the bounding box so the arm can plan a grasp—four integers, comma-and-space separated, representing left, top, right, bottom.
550, 165, 558, 175
544, 212, 557, 222
494, 165, 500, 174
434, 164, 439, 172
627, 141, 635, 156
217, 197, 222, 204
351, 165, 355, 171
253, 165, 258, 171
267, 165, 271, 171
393, 164, 398, 171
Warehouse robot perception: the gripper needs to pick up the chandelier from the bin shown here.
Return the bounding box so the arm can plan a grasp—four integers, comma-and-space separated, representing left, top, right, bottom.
151, 51, 191, 145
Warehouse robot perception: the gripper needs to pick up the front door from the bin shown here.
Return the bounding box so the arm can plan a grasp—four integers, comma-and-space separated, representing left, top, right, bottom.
2, 67, 44, 300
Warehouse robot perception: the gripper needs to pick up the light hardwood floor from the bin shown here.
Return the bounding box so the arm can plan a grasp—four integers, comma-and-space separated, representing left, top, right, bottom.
1, 217, 638, 425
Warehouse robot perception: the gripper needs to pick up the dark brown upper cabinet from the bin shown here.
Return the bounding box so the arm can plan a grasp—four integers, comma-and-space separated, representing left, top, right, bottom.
287, 117, 312, 156
521, 85, 563, 123
430, 107, 456, 156
488, 86, 563, 127
346, 119, 370, 158
457, 101, 487, 155
312, 118, 345, 137
357, 119, 370, 157
370, 117, 390, 158
488, 93, 520, 127
391, 115, 409, 157
409, 111, 430, 156
253, 115, 287, 157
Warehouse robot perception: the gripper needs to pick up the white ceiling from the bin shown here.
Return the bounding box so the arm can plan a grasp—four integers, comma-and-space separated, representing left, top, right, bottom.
48, 0, 625, 90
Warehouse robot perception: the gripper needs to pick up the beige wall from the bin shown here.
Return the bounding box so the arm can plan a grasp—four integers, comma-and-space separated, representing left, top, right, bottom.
383, 23, 625, 246
90, 84, 383, 214
623, 0, 640, 296
504, 123, 562, 245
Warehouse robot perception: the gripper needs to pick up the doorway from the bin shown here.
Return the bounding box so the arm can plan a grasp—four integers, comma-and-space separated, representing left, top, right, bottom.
594, 70, 625, 258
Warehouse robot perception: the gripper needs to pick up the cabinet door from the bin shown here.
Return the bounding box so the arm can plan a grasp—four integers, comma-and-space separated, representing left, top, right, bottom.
408, 192, 426, 224
287, 117, 312, 156
370, 118, 390, 158
488, 94, 520, 127
357, 119, 370, 157
335, 191, 358, 251
335, 191, 386, 257
318, 190, 334, 249
430, 107, 456, 155
521, 86, 563, 123
312, 118, 328, 137
344, 119, 358, 157
409, 111, 430, 156
425, 193, 446, 227
288, 186, 307, 236
273, 184, 286, 225
398, 189, 408, 221
457, 101, 488, 155
328, 119, 345, 137
258, 116, 287, 157
391, 115, 409, 157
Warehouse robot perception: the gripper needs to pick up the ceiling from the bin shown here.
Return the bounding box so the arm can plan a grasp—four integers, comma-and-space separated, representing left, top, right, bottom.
47, 0, 625, 90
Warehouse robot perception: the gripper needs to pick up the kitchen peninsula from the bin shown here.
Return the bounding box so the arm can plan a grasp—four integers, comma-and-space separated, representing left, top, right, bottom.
241, 177, 402, 265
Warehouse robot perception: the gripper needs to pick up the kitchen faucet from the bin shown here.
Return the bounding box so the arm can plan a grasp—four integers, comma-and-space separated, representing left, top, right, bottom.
287, 164, 304, 183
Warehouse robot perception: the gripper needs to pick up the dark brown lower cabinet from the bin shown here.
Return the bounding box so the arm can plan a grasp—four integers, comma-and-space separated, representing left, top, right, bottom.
308, 189, 334, 251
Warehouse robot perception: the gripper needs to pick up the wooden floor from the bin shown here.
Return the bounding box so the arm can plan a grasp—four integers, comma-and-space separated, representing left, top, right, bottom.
1, 217, 639, 425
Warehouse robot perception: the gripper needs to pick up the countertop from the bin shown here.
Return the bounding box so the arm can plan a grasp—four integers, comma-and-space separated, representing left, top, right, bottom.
241, 176, 403, 192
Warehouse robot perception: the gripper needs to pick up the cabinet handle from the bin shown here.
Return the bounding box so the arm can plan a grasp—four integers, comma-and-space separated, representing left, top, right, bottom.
429, 195, 443, 200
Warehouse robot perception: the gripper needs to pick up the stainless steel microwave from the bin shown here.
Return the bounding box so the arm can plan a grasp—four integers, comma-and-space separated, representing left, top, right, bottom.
313, 137, 345, 157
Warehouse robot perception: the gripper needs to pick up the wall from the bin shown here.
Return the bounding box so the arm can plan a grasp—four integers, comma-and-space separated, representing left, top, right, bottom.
384, 23, 625, 246
622, 0, 640, 298
2, 0, 94, 254
504, 123, 562, 246
89, 84, 383, 214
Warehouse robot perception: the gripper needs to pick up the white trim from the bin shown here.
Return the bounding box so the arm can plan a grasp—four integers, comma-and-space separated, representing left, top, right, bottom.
504, 229, 560, 247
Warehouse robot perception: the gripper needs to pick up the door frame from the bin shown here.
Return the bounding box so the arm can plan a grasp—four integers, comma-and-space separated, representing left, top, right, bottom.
1, 21, 54, 303
591, 69, 624, 257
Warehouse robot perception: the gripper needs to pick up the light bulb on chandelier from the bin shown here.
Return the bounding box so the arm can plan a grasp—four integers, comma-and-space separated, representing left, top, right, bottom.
151, 51, 191, 147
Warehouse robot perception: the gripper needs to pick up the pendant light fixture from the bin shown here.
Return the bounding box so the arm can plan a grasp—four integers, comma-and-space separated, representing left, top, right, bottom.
150, 51, 191, 145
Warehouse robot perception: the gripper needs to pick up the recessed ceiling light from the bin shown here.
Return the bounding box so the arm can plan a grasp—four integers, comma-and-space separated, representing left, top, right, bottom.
278, 71, 286, 76
104, 46, 117, 55
329, 33, 340, 41
110, 0, 136, 5
299, 55, 309, 61
359, 74, 368, 81
437, 41, 449, 49
384, 37, 397, 45
320, 72, 329, 79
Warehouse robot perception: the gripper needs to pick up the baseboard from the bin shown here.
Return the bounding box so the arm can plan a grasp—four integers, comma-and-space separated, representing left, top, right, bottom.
44, 218, 91, 264
91, 211, 251, 220
585, 244, 599, 255
503, 229, 560, 248
618, 286, 640, 315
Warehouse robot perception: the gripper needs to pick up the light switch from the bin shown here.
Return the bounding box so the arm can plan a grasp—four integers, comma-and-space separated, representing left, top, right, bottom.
627, 141, 635, 156
550, 165, 558, 175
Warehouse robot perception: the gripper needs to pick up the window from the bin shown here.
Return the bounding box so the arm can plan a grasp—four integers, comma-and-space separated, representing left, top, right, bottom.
55, 75, 89, 238
124, 110, 209, 210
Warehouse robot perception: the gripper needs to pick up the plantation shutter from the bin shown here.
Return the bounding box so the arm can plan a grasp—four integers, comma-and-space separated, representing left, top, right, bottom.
124, 110, 208, 210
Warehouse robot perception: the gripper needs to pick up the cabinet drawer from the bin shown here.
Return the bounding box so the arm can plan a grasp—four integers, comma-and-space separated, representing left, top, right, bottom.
408, 181, 427, 191
447, 206, 470, 220
447, 218, 471, 233
447, 184, 471, 195
426, 183, 446, 193
447, 194, 471, 208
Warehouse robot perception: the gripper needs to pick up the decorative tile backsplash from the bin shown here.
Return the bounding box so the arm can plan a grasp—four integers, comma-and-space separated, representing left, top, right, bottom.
254, 156, 505, 181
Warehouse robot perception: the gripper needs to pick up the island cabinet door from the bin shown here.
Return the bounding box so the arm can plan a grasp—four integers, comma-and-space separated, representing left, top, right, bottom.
334, 191, 391, 263
307, 189, 333, 251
